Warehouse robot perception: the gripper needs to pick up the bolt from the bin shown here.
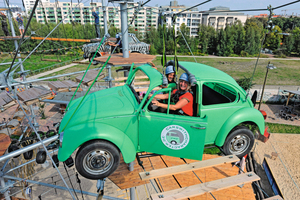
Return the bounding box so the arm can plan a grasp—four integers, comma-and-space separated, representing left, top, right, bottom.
229, 156, 233, 158
158, 195, 164, 198
247, 173, 253, 177
145, 172, 150, 176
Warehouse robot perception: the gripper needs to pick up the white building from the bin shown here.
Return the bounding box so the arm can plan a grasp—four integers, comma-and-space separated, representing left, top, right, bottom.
32, 1, 159, 35
201, 6, 247, 30
23, 0, 49, 14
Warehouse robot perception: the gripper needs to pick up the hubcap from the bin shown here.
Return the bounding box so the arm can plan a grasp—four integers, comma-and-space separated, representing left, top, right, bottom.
229, 134, 250, 155
83, 149, 114, 175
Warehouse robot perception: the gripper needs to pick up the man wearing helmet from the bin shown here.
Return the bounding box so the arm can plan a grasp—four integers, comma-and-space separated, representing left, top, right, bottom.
151, 73, 193, 116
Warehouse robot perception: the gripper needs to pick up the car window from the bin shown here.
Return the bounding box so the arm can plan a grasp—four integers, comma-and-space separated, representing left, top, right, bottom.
202, 82, 237, 106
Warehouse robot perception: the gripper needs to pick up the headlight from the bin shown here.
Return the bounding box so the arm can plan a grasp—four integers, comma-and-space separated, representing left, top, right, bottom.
59, 132, 64, 148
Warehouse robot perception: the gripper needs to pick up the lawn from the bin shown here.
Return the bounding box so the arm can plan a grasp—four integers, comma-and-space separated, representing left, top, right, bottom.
0, 53, 81, 74
152, 56, 300, 86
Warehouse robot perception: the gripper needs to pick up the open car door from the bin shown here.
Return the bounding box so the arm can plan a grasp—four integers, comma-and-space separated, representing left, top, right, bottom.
138, 89, 207, 161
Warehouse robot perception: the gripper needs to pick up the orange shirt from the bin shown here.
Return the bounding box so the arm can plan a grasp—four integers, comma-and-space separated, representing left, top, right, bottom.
172, 89, 193, 116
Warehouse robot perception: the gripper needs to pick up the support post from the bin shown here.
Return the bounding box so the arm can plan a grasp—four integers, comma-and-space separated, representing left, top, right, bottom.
4, 1, 24, 79
120, 2, 129, 58
0, 177, 10, 200
106, 64, 113, 88
130, 187, 135, 200
102, 0, 108, 35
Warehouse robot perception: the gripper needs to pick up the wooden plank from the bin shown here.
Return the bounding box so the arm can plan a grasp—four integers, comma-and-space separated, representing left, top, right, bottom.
151, 172, 260, 200
0, 128, 14, 135
17, 87, 51, 102
115, 81, 150, 87
114, 75, 148, 81
24, 93, 53, 106
94, 53, 156, 66
0, 97, 6, 106
264, 195, 283, 200
31, 37, 90, 42
0, 92, 13, 103
140, 155, 239, 181
0, 133, 11, 156
13, 111, 25, 121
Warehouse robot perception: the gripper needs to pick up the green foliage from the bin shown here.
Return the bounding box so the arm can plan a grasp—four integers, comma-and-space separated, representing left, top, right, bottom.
235, 76, 254, 90
264, 25, 283, 50
266, 122, 300, 134
149, 44, 157, 55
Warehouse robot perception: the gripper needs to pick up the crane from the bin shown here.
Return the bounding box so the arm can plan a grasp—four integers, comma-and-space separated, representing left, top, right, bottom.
282, 8, 300, 16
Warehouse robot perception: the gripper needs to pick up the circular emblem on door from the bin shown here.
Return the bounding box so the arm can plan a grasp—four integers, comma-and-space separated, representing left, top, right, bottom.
161, 125, 190, 150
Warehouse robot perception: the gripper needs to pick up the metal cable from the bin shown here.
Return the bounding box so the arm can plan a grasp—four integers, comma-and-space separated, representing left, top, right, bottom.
178, 27, 197, 63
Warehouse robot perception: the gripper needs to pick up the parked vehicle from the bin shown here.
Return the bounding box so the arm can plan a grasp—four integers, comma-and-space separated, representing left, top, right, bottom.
82, 33, 150, 65
57, 61, 270, 180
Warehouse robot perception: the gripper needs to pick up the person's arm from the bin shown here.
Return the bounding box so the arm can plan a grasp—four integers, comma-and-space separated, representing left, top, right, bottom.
148, 93, 169, 100
20, 17, 23, 22
152, 98, 189, 111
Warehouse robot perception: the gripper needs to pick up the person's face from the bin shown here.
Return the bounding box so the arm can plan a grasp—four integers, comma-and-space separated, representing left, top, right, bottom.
167, 72, 175, 82
179, 80, 188, 91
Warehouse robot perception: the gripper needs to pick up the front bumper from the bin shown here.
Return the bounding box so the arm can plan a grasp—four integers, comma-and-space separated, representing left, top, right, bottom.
257, 126, 270, 143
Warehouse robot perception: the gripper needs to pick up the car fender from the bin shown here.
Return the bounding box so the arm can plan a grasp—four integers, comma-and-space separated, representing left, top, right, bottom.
58, 122, 136, 163
214, 107, 265, 147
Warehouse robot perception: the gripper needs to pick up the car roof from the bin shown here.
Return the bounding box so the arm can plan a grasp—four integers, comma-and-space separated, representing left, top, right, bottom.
179, 61, 240, 87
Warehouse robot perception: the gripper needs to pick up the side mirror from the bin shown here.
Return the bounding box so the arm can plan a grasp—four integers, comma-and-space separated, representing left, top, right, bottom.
251, 90, 257, 106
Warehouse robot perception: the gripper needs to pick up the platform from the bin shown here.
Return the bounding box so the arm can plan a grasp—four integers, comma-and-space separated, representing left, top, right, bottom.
108, 154, 257, 199
94, 53, 156, 67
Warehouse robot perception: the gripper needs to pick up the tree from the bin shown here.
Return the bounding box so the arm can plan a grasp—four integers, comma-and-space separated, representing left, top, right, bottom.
283, 35, 294, 55
233, 21, 245, 55
224, 25, 234, 56
216, 28, 226, 56
244, 26, 256, 55
198, 24, 215, 54
264, 25, 283, 50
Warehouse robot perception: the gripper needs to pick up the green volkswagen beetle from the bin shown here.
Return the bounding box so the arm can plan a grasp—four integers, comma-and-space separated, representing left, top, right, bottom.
57, 61, 270, 180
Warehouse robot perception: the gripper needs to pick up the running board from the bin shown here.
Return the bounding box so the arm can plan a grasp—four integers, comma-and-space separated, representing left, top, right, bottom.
139, 155, 239, 181
151, 172, 260, 200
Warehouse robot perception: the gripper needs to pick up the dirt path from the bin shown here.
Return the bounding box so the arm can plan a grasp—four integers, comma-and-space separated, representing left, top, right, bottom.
254, 134, 300, 200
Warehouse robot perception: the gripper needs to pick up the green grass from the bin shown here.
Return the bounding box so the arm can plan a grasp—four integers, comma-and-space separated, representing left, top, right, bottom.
152, 56, 300, 86
0, 53, 80, 74
266, 122, 300, 134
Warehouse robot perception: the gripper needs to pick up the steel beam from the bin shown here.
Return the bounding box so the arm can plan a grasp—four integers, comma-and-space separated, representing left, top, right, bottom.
0, 135, 58, 162
3, 175, 124, 200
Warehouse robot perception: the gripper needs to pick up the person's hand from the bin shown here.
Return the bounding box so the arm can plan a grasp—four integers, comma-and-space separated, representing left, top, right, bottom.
152, 99, 160, 107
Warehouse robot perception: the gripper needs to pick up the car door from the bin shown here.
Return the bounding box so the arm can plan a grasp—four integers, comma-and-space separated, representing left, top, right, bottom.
138, 104, 207, 161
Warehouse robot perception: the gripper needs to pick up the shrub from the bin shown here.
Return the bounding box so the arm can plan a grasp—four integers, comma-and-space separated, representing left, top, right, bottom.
240, 50, 249, 57
236, 76, 255, 91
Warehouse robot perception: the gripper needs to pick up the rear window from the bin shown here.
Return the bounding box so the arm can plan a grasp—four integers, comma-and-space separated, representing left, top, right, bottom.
202, 82, 236, 105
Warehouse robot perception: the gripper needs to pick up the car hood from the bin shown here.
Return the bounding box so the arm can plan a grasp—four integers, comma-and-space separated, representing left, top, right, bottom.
59, 86, 135, 131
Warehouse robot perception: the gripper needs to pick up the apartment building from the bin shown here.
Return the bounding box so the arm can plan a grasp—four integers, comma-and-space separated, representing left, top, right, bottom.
201, 6, 247, 30
162, 4, 247, 36
24, 0, 49, 14
32, 1, 158, 35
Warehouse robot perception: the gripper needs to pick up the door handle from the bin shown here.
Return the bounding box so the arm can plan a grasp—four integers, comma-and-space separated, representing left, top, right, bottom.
191, 126, 206, 130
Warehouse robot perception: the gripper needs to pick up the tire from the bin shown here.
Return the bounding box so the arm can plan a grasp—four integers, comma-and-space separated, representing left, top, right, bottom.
222, 126, 254, 159
36, 151, 46, 164
75, 140, 120, 180
89, 53, 100, 65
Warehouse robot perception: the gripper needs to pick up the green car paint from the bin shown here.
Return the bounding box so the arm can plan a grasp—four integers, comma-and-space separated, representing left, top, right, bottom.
58, 61, 266, 164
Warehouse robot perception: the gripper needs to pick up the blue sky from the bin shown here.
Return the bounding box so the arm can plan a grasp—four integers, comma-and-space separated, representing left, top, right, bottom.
2, 0, 300, 15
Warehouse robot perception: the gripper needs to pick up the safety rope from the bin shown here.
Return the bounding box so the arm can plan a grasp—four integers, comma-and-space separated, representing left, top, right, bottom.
172, 15, 178, 76
178, 27, 197, 63
160, 19, 166, 69
75, 172, 84, 200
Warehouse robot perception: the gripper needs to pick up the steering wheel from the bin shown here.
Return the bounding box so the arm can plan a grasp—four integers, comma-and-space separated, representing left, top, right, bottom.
128, 85, 141, 104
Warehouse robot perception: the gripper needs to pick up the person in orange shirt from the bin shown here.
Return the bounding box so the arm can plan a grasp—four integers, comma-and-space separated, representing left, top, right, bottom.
151, 73, 193, 116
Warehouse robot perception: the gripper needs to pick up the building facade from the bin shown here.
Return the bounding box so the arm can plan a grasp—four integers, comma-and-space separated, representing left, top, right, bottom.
201, 6, 247, 30
31, 1, 158, 35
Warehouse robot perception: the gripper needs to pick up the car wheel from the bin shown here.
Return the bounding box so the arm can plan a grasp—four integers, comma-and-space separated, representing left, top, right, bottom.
89, 53, 100, 65
75, 140, 120, 180
222, 127, 254, 159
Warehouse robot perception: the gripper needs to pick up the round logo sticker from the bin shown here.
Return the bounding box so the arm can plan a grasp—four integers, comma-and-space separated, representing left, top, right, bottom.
161, 125, 190, 150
